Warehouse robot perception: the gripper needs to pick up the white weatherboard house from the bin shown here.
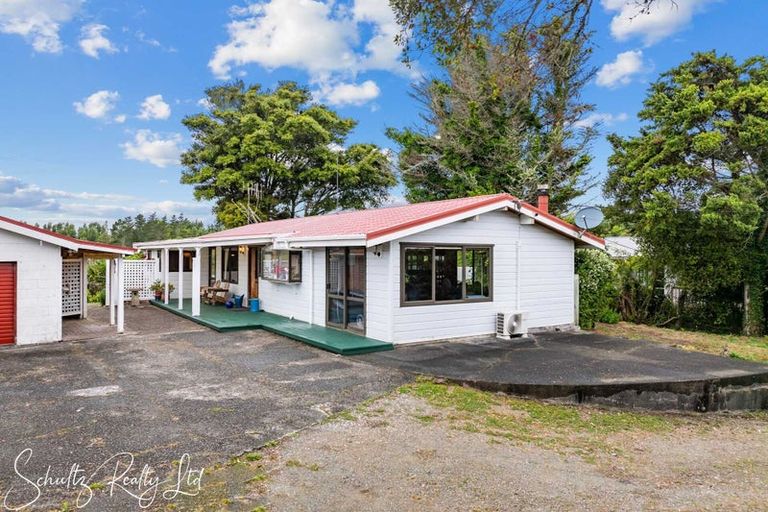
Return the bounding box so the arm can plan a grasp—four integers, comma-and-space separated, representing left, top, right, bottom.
0, 216, 134, 346
136, 193, 604, 345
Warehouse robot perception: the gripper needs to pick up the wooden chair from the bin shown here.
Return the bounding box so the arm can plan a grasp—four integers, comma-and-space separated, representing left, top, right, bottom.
210, 282, 230, 305
201, 280, 220, 303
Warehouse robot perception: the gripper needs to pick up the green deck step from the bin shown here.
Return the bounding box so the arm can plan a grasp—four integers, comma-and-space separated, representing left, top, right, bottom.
150, 299, 393, 355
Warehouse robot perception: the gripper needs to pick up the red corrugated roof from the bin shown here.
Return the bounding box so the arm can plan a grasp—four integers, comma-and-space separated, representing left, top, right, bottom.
0, 216, 135, 253
200, 193, 605, 246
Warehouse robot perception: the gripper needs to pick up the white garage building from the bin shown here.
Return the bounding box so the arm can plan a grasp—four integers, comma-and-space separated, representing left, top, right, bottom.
136, 193, 604, 345
0, 216, 134, 346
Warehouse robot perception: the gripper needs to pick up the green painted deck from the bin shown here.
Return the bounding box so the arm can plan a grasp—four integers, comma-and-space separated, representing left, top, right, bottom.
150, 299, 394, 356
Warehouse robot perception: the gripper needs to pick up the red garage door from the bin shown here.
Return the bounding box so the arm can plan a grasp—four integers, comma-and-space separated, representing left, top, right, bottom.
0, 263, 16, 345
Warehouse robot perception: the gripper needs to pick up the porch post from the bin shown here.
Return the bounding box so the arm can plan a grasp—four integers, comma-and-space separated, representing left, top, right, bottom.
177, 247, 184, 310
163, 247, 169, 305
81, 258, 88, 319
105, 258, 111, 307
192, 247, 201, 317
109, 258, 116, 326
216, 246, 222, 280
117, 257, 125, 334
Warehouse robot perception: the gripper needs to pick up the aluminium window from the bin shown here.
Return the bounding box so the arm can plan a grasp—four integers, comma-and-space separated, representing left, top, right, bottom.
262, 249, 302, 283
402, 245, 492, 305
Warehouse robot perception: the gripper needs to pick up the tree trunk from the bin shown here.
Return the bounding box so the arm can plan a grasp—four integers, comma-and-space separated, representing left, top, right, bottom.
743, 274, 764, 336
675, 289, 686, 330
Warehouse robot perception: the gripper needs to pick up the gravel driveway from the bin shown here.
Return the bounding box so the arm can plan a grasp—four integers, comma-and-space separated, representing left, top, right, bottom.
0, 306, 409, 510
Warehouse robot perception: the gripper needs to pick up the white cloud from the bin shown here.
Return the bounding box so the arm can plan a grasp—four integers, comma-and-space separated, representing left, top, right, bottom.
602, 0, 715, 45
135, 29, 176, 52
0, 172, 132, 212
208, 0, 412, 105
114, 114, 126, 123
197, 98, 213, 110
574, 112, 628, 129
596, 50, 646, 88
352, 0, 404, 74
78, 23, 117, 58
74, 90, 120, 120
0, 172, 213, 223
316, 80, 380, 106
138, 94, 171, 120
209, 0, 357, 79
121, 130, 183, 168
0, 0, 82, 53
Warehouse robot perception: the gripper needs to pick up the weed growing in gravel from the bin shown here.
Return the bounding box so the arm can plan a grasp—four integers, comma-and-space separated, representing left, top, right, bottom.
285, 459, 321, 471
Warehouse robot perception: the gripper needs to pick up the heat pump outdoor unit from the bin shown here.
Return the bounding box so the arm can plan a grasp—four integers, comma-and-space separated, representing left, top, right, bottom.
496, 311, 525, 339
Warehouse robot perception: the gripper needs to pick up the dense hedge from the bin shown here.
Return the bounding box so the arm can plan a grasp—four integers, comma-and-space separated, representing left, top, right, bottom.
575, 249, 619, 329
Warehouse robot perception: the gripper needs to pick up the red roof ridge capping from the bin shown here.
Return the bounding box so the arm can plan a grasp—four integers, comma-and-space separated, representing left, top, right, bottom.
0, 215, 135, 253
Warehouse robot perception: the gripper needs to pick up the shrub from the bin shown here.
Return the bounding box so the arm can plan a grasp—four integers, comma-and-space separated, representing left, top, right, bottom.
615, 255, 667, 324
575, 249, 618, 329
88, 288, 106, 305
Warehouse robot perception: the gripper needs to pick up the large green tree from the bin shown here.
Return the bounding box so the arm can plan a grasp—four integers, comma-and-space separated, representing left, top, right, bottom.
387, 0, 595, 214
180, 81, 396, 228
604, 52, 768, 335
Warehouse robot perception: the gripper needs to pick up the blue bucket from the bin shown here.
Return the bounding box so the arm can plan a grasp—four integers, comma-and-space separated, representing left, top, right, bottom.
249, 298, 260, 312
233, 294, 244, 308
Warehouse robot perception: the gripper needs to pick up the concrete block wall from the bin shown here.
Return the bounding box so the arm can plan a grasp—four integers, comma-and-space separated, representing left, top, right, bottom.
0, 229, 62, 344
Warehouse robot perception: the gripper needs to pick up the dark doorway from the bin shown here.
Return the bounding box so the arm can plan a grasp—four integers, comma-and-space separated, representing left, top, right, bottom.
248, 247, 260, 298
326, 247, 366, 333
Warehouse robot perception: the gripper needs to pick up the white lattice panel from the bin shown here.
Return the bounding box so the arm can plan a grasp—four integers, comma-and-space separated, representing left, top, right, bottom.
123, 260, 158, 301
62, 259, 82, 316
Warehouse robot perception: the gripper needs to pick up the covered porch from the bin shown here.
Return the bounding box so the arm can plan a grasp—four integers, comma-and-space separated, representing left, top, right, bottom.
150, 299, 393, 355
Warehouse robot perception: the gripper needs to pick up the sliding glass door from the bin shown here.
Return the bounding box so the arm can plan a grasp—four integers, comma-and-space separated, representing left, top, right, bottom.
326, 247, 366, 333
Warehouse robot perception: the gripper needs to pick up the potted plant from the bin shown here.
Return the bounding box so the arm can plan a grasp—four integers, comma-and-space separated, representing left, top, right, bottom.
150, 280, 174, 301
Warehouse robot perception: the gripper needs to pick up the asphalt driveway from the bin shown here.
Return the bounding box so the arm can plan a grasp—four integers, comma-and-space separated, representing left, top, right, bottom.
0, 306, 409, 510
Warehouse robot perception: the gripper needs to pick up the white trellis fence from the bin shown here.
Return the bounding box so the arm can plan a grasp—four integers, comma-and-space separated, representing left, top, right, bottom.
122, 259, 159, 301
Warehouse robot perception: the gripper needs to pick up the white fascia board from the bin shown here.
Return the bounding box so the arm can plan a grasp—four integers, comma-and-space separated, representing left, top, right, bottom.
77, 243, 134, 256
134, 237, 203, 249
0, 219, 79, 250
365, 201, 516, 247
289, 239, 366, 248
521, 207, 605, 250
287, 234, 365, 248
518, 205, 605, 249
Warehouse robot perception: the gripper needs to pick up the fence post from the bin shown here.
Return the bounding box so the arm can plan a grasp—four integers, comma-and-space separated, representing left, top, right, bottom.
574, 274, 580, 329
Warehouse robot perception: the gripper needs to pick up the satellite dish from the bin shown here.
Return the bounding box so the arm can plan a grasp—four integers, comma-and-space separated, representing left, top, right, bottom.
574, 206, 604, 231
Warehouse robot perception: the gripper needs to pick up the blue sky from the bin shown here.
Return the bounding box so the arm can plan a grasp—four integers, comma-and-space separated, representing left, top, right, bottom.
0, 0, 765, 225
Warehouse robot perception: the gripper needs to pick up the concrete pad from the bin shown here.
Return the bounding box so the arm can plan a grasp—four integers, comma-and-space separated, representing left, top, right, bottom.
357, 331, 768, 411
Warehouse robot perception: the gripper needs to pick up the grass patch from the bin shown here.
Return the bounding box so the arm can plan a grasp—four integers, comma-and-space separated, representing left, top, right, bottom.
244, 452, 262, 462
402, 378, 495, 413
413, 414, 437, 424
285, 459, 320, 471
596, 322, 768, 363
400, 378, 677, 464
245, 472, 268, 484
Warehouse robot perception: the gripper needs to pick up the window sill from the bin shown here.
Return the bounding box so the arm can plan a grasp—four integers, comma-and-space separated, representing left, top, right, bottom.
260, 278, 302, 285
400, 298, 493, 307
